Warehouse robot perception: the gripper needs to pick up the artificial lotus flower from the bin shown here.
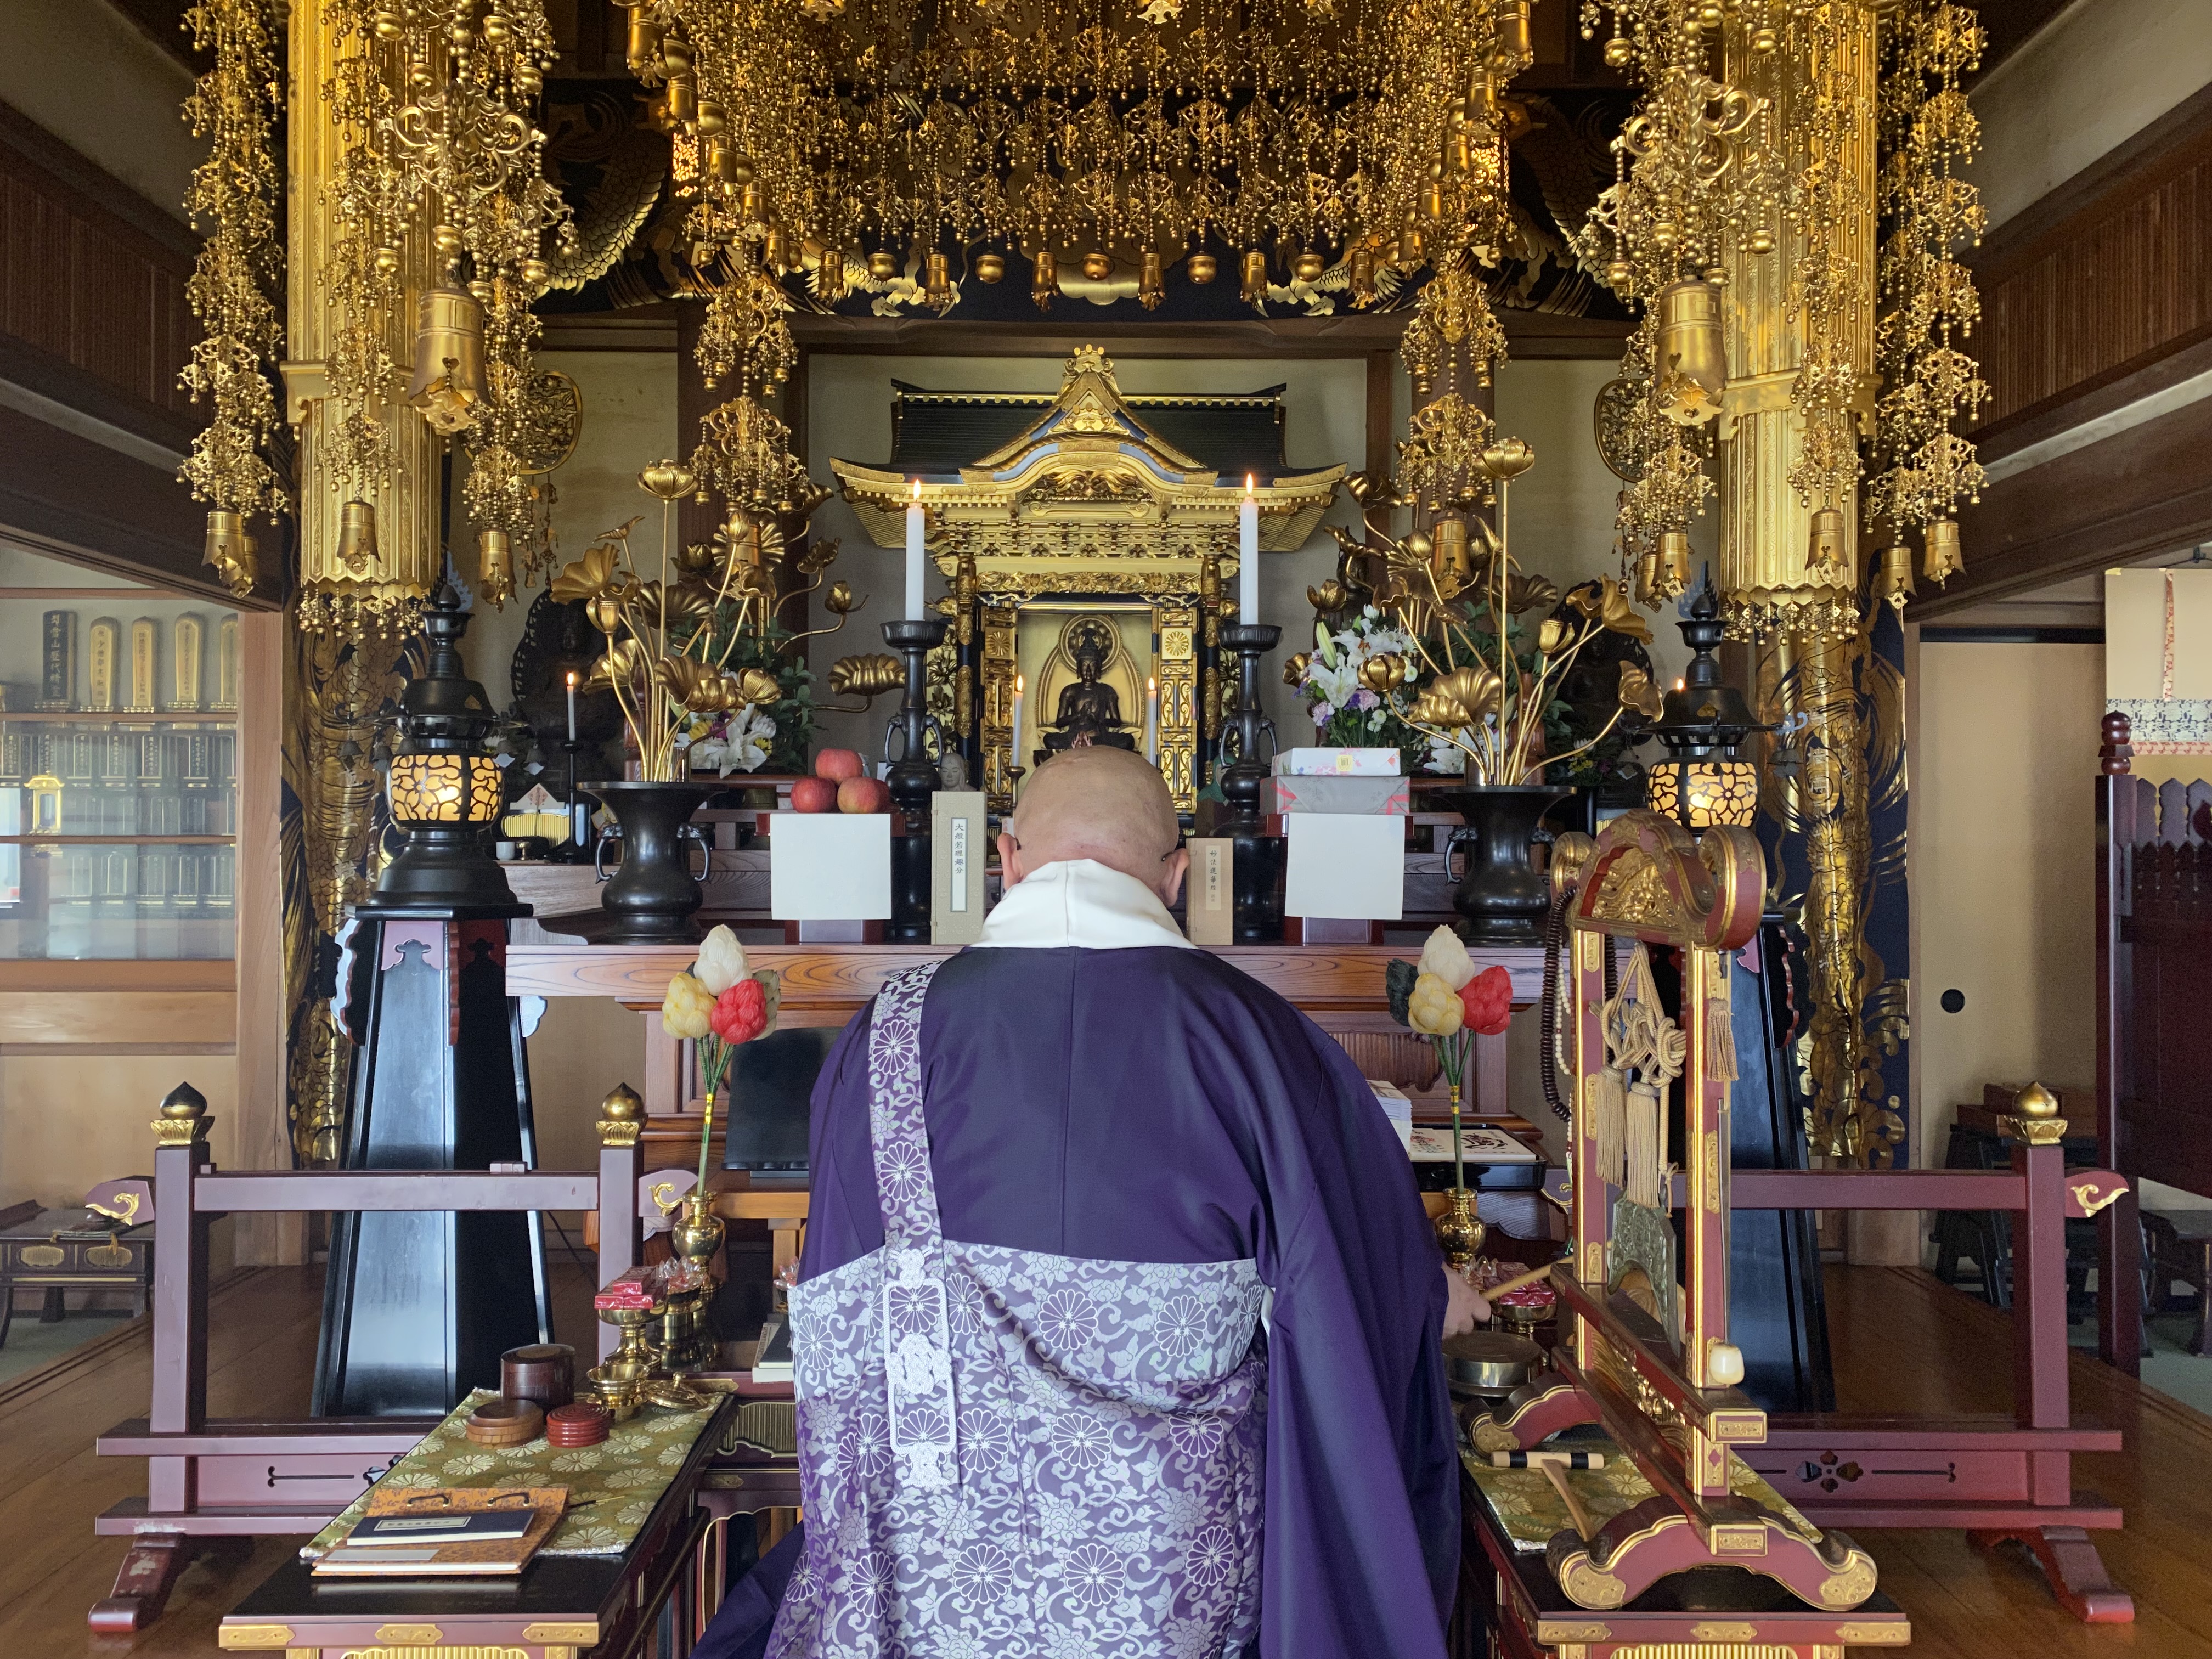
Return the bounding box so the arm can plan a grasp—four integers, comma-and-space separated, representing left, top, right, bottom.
661, 971, 714, 1040
1417, 924, 1475, 990
710, 977, 771, 1044
1460, 964, 1514, 1036
1407, 971, 1466, 1037
695, 924, 748, 994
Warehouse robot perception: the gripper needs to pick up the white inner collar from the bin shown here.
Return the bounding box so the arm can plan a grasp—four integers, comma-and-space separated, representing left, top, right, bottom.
974, 858, 1194, 951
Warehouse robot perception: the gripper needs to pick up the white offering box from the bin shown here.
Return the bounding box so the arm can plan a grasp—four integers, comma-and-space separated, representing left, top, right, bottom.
1283, 813, 1404, 921
769, 811, 893, 920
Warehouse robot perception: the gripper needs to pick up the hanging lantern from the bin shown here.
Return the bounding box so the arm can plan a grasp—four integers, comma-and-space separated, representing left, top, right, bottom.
925, 251, 952, 307
1658, 529, 1691, 594
1923, 520, 1964, 585
1639, 580, 1770, 835
1433, 516, 1473, 588
1139, 250, 1165, 310
407, 287, 488, 437
1032, 249, 1060, 311
1652, 278, 1727, 426
377, 579, 515, 909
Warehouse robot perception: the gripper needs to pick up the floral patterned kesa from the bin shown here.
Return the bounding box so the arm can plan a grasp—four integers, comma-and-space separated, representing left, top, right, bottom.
770, 965, 1271, 1657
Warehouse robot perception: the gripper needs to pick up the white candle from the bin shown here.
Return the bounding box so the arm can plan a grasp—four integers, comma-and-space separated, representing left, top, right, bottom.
565, 670, 578, 742
1145, 677, 1159, 763
1008, 675, 1024, 778
905, 479, 926, 620
1239, 475, 1260, 624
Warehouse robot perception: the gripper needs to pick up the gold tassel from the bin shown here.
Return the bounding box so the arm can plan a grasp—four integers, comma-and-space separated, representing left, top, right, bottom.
1595, 1066, 1627, 1192
1626, 1081, 1665, 1209
1706, 999, 1739, 1082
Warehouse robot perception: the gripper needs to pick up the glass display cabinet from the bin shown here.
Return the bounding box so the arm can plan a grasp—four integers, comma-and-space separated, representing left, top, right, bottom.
0, 548, 244, 962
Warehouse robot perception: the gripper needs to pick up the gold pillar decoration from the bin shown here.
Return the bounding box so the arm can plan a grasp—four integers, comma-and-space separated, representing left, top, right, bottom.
286, 0, 442, 639
177, 0, 286, 599
1716, 3, 1905, 1166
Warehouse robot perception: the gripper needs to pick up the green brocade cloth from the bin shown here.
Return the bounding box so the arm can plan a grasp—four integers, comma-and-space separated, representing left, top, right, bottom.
301, 1389, 718, 1561
1463, 1438, 1822, 1554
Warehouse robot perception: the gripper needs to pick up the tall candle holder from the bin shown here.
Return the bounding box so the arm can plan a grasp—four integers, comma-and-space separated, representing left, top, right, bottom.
556, 736, 596, 864
1216, 622, 1283, 943
883, 617, 948, 943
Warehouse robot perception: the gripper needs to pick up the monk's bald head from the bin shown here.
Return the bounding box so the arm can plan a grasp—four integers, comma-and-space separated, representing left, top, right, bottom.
1005, 746, 1184, 901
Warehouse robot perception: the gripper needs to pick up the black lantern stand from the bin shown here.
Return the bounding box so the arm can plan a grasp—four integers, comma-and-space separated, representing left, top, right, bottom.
1217, 621, 1284, 943
315, 579, 549, 1417
884, 616, 947, 943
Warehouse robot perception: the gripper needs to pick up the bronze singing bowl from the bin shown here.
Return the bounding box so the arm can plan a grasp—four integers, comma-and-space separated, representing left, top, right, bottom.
1442, 1330, 1542, 1395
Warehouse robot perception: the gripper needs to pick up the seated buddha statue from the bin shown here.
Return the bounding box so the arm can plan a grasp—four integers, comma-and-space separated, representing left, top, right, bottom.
1040, 626, 1136, 760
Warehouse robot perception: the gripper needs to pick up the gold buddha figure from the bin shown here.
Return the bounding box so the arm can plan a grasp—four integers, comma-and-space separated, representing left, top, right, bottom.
1040, 620, 1135, 758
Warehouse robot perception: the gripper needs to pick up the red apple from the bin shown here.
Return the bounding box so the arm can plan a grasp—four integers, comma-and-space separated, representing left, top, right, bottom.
814, 747, 864, 782
789, 776, 839, 813
837, 775, 889, 814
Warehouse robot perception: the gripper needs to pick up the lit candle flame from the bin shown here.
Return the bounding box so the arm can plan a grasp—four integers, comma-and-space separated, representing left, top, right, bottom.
1015, 674, 1024, 693
566, 670, 577, 687
1244, 473, 1255, 498
911, 478, 922, 502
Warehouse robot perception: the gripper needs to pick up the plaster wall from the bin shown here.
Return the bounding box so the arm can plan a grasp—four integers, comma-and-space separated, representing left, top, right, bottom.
0, 0, 202, 224
1911, 641, 2101, 1173
1971, 0, 2212, 232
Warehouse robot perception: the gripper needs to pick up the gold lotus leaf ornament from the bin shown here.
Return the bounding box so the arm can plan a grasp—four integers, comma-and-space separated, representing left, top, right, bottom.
1567, 579, 1654, 644
1617, 662, 1666, 721
1307, 579, 1349, 613
551, 537, 630, 605
1283, 651, 1312, 687
738, 669, 782, 706
830, 654, 904, 697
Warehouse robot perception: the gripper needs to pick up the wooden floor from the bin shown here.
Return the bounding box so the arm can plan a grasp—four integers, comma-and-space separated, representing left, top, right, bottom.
2, 1264, 2209, 1655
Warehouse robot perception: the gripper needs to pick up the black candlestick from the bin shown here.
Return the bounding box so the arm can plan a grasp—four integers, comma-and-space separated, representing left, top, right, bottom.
883, 617, 947, 943
1217, 622, 1284, 944
557, 737, 594, 863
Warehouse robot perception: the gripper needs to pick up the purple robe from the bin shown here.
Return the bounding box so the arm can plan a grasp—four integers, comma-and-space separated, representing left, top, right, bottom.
699, 860, 1459, 1656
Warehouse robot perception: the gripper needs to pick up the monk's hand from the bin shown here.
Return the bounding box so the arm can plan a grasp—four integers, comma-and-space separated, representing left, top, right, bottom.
1442, 1265, 1490, 1338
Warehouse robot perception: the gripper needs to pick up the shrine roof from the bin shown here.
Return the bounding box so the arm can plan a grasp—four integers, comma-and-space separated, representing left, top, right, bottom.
882, 382, 1290, 480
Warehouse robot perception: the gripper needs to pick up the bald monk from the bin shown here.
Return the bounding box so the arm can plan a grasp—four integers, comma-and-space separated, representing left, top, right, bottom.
702, 746, 1484, 1659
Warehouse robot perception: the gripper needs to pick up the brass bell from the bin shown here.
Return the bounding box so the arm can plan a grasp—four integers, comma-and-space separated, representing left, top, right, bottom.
819, 246, 848, 301
335, 500, 380, 571
974, 251, 1006, 283
1635, 549, 1661, 606
1433, 516, 1473, 583
705, 136, 737, 182
202, 509, 257, 596
1923, 519, 1964, 585
664, 74, 698, 125
1080, 251, 1113, 281
1659, 529, 1692, 592
1240, 250, 1268, 301
407, 286, 487, 436
694, 99, 726, 136
1349, 246, 1376, 307
1807, 506, 1848, 578
1492, 0, 1531, 65
479, 528, 514, 607
1185, 251, 1217, 284
1031, 249, 1059, 311
1291, 250, 1325, 284
1652, 278, 1726, 426
867, 250, 899, 280
625, 13, 662, 75
926, 251, 952, 306
740, 180, 765, 224
1874, 542, 1916, 610
1398, 223, 1426, 263
1139, 250, 1164, 311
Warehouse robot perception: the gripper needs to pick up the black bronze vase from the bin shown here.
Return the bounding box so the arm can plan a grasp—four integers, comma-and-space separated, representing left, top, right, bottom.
589, 780, 715, 944
1433, 785, 1570, 945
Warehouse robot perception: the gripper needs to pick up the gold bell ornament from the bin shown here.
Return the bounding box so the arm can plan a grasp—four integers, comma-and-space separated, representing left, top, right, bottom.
1658, 529, 1692, 595
1139, 250, 1165, 310
479, 529, 514, 608
1240, 250, 1269, 302
1873, 542, 1915, 611
1185, 251, 1218, 285
1652, 278, 1727, 426
1807, 506, 1848, 579
202, 510, 258, 597
407, 287, 488, 437
1923, 520, 1964, 586
335, 499, 380, 571
1031, 249, 1060, 311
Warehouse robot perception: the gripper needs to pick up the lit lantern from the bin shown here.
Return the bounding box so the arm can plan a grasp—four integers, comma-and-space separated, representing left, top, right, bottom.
375, 578, 517, 907
1641, 582, 1769, 833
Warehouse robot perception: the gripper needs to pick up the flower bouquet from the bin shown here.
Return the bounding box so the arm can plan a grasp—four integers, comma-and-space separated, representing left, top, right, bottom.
657, 925, 783, 1284
1388, 926, 1514, 1269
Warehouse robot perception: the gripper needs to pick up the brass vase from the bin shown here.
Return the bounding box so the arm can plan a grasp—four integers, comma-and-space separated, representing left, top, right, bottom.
659, 1192, 726, 1371
1435, 1186, 1486, 1273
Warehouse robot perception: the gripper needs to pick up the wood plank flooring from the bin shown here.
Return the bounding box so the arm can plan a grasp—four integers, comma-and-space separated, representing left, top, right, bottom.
1, 1262, 2208, 1654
